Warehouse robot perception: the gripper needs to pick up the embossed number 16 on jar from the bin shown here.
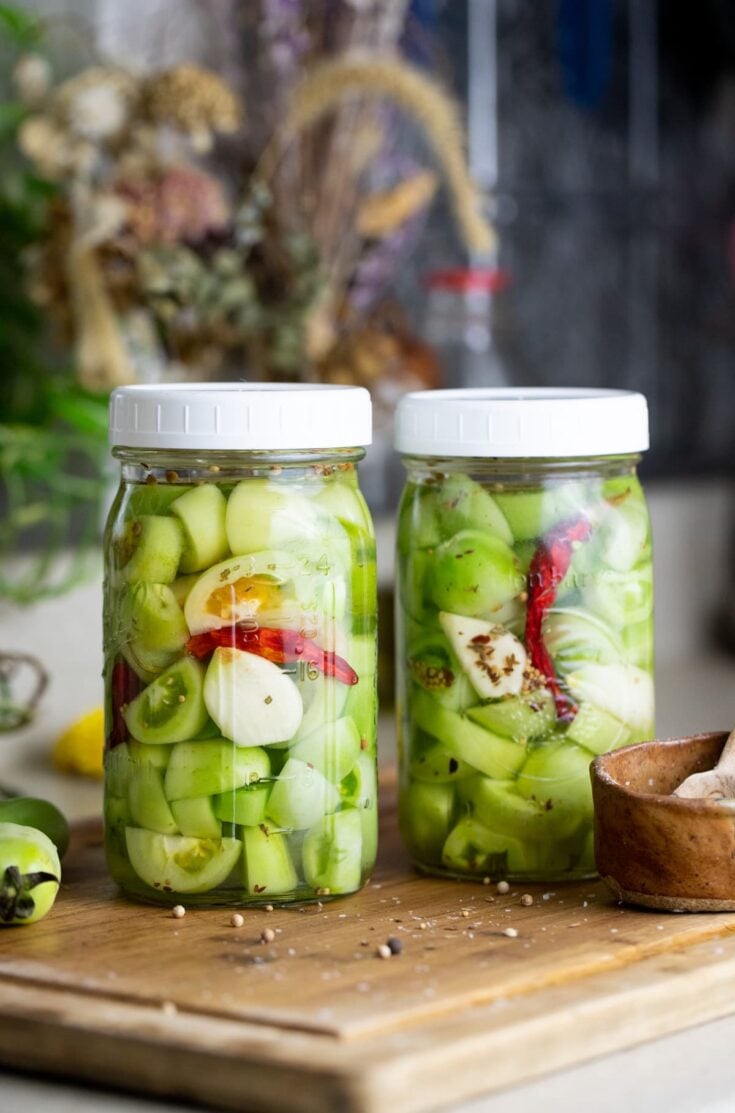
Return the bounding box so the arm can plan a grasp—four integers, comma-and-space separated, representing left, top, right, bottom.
104, 384, 377, 906
395, 389, 654, 883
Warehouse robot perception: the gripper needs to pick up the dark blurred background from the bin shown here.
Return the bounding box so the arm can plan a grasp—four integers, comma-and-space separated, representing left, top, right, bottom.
428, 0, 735, 478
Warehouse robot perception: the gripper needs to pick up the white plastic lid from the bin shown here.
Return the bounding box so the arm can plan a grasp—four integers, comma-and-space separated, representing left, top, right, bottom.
395, 388, 649, 458
110, 383, 372, 450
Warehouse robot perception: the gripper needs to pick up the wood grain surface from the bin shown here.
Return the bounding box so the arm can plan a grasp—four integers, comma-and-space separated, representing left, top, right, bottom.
2, 780, 735, 1112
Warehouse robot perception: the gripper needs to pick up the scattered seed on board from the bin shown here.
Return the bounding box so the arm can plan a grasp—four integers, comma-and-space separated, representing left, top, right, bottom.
520, 894, 534, 907
496, 880, 510, 895
460, 909, 470, 918
264, 904, 274, 913
482, 876, 491, 886
376, 943, 392, 959
231, 913, 244, 928
172, 905, 186, 919
261, 928, 276, 944
387, 937, 403, 955
503, 927, 519, 938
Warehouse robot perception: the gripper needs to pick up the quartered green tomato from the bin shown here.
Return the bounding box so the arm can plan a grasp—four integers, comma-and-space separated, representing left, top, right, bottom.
0, 823, 61, 926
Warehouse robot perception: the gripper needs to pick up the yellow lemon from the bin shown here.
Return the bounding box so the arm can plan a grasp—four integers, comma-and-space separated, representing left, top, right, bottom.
53, 707, 104, 779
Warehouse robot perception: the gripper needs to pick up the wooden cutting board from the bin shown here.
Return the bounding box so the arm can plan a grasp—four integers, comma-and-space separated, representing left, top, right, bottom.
3, 780, 735, 1113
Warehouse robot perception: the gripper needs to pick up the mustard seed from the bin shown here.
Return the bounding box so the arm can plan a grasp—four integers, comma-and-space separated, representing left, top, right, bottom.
496, 880, 510, 895
172, 904, 186, 919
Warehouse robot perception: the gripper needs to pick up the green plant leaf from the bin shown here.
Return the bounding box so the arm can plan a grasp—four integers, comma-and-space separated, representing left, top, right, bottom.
0, 102, 27, 141
0, 4, 42, 45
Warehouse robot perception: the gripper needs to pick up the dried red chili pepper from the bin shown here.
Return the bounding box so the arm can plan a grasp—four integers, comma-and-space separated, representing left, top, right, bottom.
187, 626, 359, 686
524, 516, 592, 720
107, 658, 141, 749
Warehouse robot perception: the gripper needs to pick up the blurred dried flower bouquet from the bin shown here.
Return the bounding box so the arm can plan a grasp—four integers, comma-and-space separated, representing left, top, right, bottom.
15, 0, 493, 413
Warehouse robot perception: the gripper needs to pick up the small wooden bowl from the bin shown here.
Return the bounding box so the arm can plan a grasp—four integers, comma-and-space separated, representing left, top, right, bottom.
592, 732, 735, 911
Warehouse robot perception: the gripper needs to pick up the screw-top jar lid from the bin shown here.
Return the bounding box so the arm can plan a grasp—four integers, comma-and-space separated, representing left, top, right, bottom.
110, 383, 372, 450
395, 388, 649, 458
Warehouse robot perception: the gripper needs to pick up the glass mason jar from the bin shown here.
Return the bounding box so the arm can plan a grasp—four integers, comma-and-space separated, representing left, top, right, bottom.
103, 384, 377, 906
395, 389, 654, 883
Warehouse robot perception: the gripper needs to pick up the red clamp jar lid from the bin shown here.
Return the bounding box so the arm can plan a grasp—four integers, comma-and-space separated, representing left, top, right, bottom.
425, 268, 510, 293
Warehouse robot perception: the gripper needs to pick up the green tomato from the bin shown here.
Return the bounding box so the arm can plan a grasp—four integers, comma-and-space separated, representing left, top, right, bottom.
433, 474, 513, 545
0, 798, 69, 859
494, 483, 590, 543
397, 484, 442, 553
0, 822, 61, 925
429, 530, 522, 617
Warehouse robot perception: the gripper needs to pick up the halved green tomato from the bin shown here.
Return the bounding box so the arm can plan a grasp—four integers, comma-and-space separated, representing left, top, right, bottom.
412, 692, 526, 779
184, 551, 301, 635
170, 796, 222, 839
400, 781, 454, 863
125, 828, 241, 894
170, 484, 229, 573
213, 783, 271, 827
128, 766, 177, 834
294, 676, 349, 742
120, 582, 189, 681
406, 630, 475, 712
119, 515, 183, 585
466, 690, 556, 743
516, 738, 595, 820
226, 479, 324, 554
461, 775, 582, 842
397, 483, 442, 554
124, 657, 209, 745
433, 472, 513, 545
268, 758, 340, 830
289, 717, 361, 782
311, 480, 372, 532
541, 607, 624, 676
105, 743, 134, 797
493, 482, 590, 543
302, 808, 362, 894
241, 824, 298, 896
408, 738, 474, 783
164, 740, 270, 801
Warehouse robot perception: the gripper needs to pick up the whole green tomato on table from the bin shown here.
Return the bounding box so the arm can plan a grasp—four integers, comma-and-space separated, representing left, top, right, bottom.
0, 822, 61, 925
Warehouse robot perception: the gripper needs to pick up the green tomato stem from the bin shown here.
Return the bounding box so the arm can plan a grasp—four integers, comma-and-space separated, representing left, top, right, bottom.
0, 864, 59, 923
